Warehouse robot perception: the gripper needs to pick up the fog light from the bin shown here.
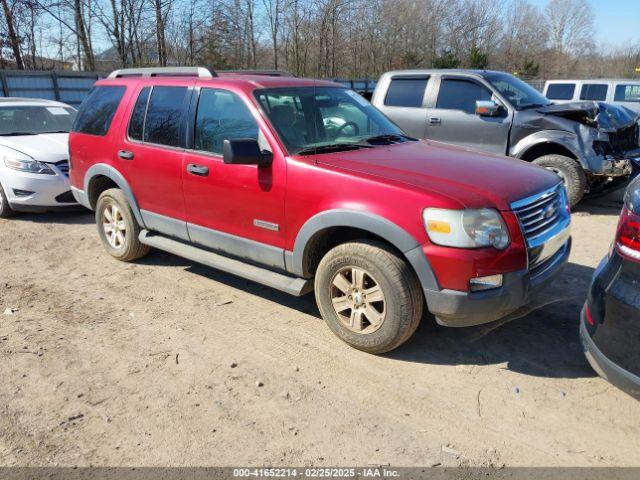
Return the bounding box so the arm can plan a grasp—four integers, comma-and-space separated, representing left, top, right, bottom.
469, 274, 503, 292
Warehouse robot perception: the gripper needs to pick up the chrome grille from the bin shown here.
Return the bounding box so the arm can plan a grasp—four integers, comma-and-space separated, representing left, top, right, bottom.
513, 187, 563, 240
55, 160, 69, 177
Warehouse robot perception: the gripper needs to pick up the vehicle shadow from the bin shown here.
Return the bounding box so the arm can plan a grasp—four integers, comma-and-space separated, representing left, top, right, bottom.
388, 262, 596, 379
574, 190, 624, 216
142, 249, 596, 379
9, 209, 93, 225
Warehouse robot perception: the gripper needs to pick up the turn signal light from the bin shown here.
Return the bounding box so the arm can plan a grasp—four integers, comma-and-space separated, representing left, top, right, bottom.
615, 206, 640, 263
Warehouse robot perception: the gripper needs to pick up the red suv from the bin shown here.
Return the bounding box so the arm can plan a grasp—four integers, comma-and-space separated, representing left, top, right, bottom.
69, 67, 571, 353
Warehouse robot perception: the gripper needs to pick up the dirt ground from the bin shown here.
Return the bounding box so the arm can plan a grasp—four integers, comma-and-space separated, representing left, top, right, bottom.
1, 193, 639, 468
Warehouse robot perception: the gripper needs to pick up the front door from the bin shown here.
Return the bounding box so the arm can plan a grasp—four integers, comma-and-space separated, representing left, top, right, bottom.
182, 87, 287, 269
426, 76, 512, 155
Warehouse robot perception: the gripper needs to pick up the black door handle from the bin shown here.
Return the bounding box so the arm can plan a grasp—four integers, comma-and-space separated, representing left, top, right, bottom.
118, 150, 134, 160
187, 164, 209, 176
428, 117, 441, 125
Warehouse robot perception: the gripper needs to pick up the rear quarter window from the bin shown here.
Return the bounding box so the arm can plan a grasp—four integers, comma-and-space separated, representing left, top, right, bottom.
72, 86, 126, 136
546, 83, 576, 100
384, 78, 428, 108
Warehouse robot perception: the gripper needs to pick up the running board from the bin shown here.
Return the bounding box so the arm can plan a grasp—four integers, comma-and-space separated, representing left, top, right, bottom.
139, 230, 313, 296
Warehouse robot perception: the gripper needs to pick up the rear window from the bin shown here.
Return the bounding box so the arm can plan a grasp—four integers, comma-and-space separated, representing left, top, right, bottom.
580, 84, 608, 101
546, 83, 575, 100
142, 86, 189, 147
72, 86, 125, 136
614, 84, 640, 103
384, 78, 428, 108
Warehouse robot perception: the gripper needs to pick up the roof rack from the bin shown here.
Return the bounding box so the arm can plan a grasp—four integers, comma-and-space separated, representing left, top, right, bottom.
107, 67, 215, 79
218, 70, 294, 77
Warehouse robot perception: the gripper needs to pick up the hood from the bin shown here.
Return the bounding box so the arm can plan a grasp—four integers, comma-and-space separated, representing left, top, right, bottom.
537, 101, 640, 132
0, 133, 70, 163
315, 140, 560, 211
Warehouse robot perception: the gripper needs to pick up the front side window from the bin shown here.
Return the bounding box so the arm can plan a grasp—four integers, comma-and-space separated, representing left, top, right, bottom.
580, 84, 608, 101
384, 78, 429, 108
143, 86, 188, 147
194, 89, 259, 155
255, 87, 407, 155
546, 83, 576, 101
0, 105, 77, 136
73, 86, 125, 136
614, 84, 640, 103
436, 79, 492, 114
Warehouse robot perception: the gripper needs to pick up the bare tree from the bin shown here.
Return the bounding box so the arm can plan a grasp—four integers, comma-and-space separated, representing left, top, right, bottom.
1, 0, 25, 68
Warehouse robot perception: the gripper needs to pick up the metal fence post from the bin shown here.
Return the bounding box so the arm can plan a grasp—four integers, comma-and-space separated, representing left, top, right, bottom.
51, 71, 61, 101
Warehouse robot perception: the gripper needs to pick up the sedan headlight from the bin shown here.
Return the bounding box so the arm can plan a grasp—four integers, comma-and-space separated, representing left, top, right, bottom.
423, 208, 510, 249
4, 157, 55, 175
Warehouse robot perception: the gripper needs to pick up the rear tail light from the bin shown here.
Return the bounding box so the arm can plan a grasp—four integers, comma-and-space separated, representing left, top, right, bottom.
615, 206, 640, 262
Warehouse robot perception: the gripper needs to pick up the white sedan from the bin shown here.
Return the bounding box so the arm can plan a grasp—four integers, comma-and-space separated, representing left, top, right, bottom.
0, 98, 78, 217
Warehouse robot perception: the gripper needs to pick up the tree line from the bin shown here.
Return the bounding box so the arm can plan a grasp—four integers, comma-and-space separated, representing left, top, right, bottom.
1, 0, 639, 79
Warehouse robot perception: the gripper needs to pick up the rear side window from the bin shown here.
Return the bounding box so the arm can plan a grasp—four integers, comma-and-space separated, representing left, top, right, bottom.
194, 88, 259, 155
384, 78, 428, 108
128, 87, 150, 141
614, 84, 640, 103
72, 86, 125, 136
580, 84, 608, 101
436, 79, 492, 114
143, 86, 189, 147
546, 83, 575, 100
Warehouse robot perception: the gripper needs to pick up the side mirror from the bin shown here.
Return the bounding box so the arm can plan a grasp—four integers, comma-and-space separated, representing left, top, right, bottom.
475, 100, 501, 117
223, 138, 273, 167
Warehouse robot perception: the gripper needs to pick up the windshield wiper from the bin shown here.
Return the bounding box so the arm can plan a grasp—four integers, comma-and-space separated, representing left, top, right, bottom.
296, 143, 373, 156
360, 133, 415, 144
0, 131, 38, 136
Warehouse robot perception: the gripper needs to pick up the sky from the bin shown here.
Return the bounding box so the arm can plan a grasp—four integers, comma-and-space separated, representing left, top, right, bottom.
529, 0, 640, 48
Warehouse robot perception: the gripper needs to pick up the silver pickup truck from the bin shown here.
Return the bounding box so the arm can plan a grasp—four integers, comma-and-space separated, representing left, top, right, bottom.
371, 69, 640, 206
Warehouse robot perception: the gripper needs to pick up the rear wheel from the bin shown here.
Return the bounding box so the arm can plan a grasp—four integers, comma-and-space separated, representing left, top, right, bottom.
314, 240, 423, 354
0, 184, 14, 218
533, 154, 586, 207
96, 188, 149, 262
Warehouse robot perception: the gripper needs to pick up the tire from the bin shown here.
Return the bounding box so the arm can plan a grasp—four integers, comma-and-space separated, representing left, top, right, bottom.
0, 184, 14, 218
95, 188, 150, 262
533, 154, 586, 207
314, 240, 423, 354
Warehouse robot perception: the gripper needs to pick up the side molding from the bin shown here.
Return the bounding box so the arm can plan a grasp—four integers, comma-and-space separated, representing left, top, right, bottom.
289, 209, 439, 291
83, 163, 145, 227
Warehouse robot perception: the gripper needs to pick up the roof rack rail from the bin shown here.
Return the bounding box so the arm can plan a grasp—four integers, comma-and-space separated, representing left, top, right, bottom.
218, 69, 294, 77
107, 67, 216, 79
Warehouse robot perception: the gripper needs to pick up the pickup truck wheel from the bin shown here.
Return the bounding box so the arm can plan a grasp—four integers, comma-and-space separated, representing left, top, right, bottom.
0, 184, 15, 218
533, 154, 586, 207
96, 188, 150, 262
315, 240, 423, 354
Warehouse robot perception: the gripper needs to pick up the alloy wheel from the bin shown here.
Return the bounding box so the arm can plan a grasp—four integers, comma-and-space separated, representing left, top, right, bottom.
102, 203, 126, 249
330, 266, 386, 334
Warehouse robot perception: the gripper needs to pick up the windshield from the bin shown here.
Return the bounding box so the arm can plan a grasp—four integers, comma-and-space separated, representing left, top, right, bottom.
254, 87, 410, 155
484, 73, 552, 110
0, 105, 77, 135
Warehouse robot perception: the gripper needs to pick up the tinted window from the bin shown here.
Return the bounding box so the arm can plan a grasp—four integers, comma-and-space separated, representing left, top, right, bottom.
128, 87, 150, 141
546, 83, 575, 100
72, 86, 125, 136
194, 89, 259, 155
436, 79, 492, 113
144, 86, 188, 147
580, 84, 608, 101
614, 84, 640, 103
384, 78, 428, 108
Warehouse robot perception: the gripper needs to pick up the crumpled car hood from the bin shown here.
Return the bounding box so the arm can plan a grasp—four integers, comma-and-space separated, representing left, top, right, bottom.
537, 101, 640, 132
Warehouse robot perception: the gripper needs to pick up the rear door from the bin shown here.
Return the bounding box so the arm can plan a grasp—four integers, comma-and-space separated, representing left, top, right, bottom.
116, 81, 194, 240
376, 76, 430, 139
425, 75, 511, 155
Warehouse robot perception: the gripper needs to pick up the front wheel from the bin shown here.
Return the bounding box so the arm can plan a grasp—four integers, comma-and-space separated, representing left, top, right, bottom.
314, 240, 424, 354
533, 154, 586, 207
0, 184, 15, 218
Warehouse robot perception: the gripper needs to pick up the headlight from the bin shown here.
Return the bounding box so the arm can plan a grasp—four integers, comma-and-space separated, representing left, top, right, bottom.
423, 208, 510, 249
4, 157, 55, 175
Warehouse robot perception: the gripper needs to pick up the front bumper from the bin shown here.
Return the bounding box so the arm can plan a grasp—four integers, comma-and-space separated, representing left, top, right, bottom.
0, 163, 77, 211
580, 310, 640, 399
424, 237, 571, 327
